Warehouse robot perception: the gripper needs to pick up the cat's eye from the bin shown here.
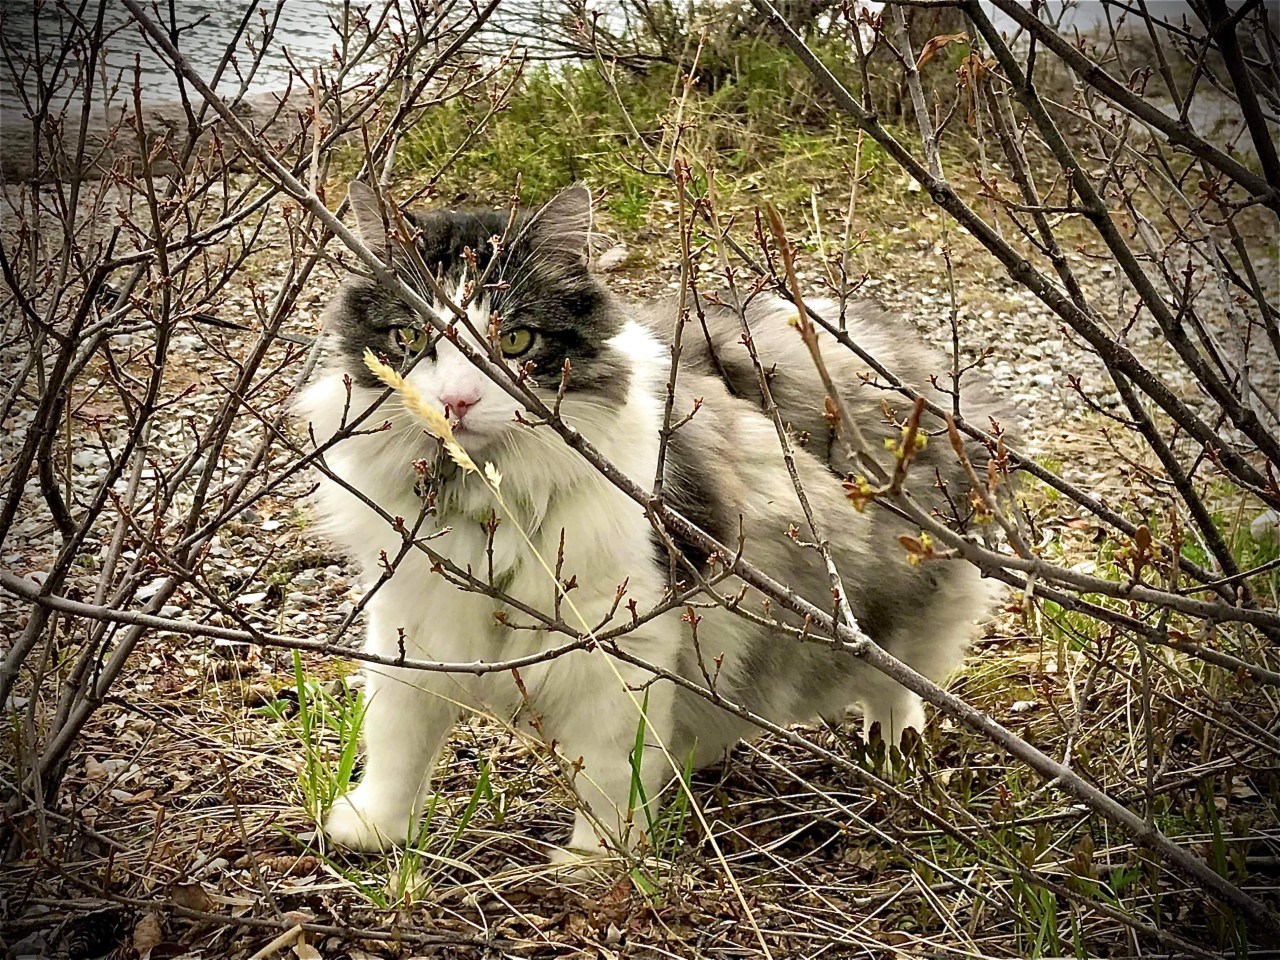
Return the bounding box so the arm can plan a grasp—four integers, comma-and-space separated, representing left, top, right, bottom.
500, 327, 536, 358
394, 325, 432, 354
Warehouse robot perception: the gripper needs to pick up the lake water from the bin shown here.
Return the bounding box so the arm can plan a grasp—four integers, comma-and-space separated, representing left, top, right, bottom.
0, 0, 345, 113
0, 1, 1213, 117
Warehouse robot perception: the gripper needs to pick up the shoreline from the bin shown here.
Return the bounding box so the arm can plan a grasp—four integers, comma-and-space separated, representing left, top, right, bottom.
1, 87, 307, 184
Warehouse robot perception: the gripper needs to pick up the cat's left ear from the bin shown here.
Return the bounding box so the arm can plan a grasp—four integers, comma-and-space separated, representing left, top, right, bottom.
525, 183, 592, 268
347, 180, 391, 262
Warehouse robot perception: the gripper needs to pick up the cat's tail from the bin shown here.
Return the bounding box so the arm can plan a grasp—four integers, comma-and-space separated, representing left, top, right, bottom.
649, 293, 1008, 484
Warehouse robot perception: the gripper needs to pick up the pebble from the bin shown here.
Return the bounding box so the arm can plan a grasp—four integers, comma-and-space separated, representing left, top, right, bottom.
194, 856, 230, 877
10, 932, 50, 956
1251, 510, 1279, 545
99, 758, 131, 776
136, 578, 167, 601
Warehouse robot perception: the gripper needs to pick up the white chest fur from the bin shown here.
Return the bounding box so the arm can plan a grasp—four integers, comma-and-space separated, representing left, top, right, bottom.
295, 318, 670, 655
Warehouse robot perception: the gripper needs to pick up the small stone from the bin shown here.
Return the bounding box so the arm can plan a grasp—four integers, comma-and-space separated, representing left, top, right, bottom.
99, 758, 130, 777
1250, 510, 1279, 545
136, 578, 166, 600
195, 856, 229, 877
10, 932, 50, 956
595, 245, 629, 272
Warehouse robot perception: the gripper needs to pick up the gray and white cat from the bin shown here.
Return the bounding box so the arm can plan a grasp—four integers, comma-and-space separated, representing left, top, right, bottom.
293, 182, 1003, 863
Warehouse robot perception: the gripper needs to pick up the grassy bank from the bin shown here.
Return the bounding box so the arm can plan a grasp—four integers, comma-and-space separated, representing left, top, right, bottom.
383, 39, 931, 229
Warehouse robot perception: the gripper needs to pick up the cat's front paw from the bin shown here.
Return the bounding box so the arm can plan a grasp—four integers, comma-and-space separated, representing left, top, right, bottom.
323, 789, 411, 853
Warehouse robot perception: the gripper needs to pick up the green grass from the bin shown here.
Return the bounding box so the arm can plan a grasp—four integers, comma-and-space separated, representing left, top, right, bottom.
283, 759, 504, 909
390, 35, 931, 230
266, 657, 510, 906
252, 652, 368, 822
624, 690, 696, 896
397, 63, 671, 225
1168, 485, 1280, 607
282, 650, 369, 822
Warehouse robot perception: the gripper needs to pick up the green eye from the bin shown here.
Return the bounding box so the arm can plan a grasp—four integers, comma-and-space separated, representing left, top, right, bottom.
500, 327, 536, 357
394, 325, 432, 353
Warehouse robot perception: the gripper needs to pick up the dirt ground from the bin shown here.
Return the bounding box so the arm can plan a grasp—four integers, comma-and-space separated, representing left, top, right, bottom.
3, 163, 1278, 960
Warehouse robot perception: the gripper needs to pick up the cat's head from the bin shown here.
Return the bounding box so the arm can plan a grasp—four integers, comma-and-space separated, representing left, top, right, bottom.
325, 182, 627, 451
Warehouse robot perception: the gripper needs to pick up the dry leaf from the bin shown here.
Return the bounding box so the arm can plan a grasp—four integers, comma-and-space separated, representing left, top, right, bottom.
133, 912, 164, 959
294, 938, 322, 960
168, 879, 214, 912
916, 33, 968, 70
257, 854, 321, 877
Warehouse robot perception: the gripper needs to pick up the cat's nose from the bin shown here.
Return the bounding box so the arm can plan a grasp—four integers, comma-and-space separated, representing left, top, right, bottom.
441, 392, 480, 422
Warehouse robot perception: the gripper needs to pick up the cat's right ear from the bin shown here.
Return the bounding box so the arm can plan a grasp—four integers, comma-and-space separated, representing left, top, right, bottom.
347, 181, 390, 262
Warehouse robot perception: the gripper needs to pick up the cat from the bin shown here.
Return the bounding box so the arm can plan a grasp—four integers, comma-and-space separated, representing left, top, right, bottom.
292, 181, 1005, 863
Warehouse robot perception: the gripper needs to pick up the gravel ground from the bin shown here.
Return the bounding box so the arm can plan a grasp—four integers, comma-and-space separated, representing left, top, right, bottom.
3, 173, 1278, 958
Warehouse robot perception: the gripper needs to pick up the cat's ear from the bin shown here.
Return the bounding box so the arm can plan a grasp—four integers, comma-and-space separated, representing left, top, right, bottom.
525, 183, 592, 268
347, 181, 390, 261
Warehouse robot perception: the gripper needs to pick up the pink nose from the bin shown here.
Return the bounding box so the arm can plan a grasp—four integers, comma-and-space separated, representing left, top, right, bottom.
441, 393, 480, 421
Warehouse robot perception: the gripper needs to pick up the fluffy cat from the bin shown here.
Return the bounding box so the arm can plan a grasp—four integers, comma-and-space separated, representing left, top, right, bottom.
292, 182, 1004, 862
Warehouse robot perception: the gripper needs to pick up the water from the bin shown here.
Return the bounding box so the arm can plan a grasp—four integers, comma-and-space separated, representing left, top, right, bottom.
0, 0, 345, 114
0, 0, 1212, 116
